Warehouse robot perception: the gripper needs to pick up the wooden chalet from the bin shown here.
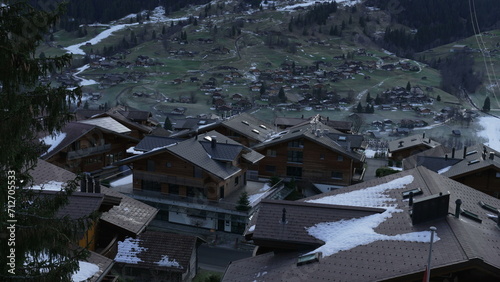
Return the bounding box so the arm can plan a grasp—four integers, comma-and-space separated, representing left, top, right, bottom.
388, 133, 441, 161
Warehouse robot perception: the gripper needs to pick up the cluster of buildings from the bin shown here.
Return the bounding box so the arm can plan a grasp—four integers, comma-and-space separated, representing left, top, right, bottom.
35, 106, 500, 281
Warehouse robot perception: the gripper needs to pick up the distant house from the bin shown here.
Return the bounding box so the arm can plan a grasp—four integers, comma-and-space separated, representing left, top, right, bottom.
115, 231, 201, 282
388, 133, 441, 161
224, 167, 500, 281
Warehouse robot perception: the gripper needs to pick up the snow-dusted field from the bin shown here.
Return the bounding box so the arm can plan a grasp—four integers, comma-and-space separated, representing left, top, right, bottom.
477, 116, 500, 151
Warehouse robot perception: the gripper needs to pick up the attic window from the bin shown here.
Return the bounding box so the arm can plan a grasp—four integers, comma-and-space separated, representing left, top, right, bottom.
467, 159, 480, 165
461, 209, 482, 223
252, 129, 260, 134
272, 136, 282, 141
479, 201, 498, 213
279, 131, 289, 135
338, 136, 347, 141
204, 136, 212, 141
198, 120, 207, 125
241, 120, 249, 126
402, 188, 423, 198
291, 129, 300, 133
466, 150, 478, 156
411, 138, 417, 141
259, 124, 267, 129
297, 252, 321, 266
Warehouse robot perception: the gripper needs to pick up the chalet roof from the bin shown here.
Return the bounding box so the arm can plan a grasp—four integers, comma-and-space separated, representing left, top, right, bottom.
403, 145, 453, 170
415, 156, 462, 173
115, 231, 198, 272
134, 136, 183, 152
73, 109, 106, 121
246, 200, 384, 249
325, 132, 365, 149
388, 134, 441, 153
221, 112, 275, 143
53, 191, 103, 220
199, 141, 243, 162
254, 122, 363, 162
171, 117, 218, 131
274, 116, 352, 132
116, 131, 264, 180
441, 144, 500, 178
39, 122, 95, 160
148, 126, 171, 137
223, 166, 500, 281
85, 250, 115, 282
79, 117, 132, 134
100, 187, 159, 235
117, 110, 151, 122
30, 159, 158, 235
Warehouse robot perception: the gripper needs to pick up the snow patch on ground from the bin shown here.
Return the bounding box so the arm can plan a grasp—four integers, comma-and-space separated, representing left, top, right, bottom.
110, 175, 133, 187
277, 0, 363, 11
73, 64, 98, 86
477, 116, 500, 152
305, 175, 439, 257
72, 261, 99, 282
116, 237, 147, 264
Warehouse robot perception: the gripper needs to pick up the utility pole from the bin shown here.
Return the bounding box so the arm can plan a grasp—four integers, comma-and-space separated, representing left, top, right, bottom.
425, 226, 437, 282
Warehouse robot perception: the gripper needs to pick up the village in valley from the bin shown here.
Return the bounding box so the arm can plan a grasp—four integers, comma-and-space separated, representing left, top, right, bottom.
4, 0, 500, 281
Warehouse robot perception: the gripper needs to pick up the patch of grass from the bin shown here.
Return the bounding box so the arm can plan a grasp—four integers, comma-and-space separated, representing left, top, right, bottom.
193, 269, 222, 282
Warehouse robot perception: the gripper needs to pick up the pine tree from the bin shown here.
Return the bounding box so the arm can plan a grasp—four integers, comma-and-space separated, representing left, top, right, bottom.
406, 81, 412, 91
436, 95, 441, 102
164, 116, 173, 130
356, 102, 363, 113
1, 2, 92, 281
278, 87, 286, 103
236, 192, 251, 211
483, 96, 491, 112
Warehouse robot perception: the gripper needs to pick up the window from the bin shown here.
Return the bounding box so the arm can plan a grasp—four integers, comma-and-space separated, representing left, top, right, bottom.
235, 176, 239, 185
265, 165, 276, 173
166, 162, 172, 168
194, 166, 203, 178
331, 171, 343, 180
267, 149, 277, 157
337, 155, 343, 161
320, 154, 325, 160
287, 151, 303, 163
169, 184, 179, 195
146, 160, 155, 172
187, 186, 207, 199
287, 166, 302, 178
288, 139, 304, 148
142, 180, 161, 192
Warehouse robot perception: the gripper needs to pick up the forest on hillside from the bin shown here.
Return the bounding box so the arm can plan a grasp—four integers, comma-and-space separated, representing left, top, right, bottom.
30, 0, 210, 31
368, 0, 500, 53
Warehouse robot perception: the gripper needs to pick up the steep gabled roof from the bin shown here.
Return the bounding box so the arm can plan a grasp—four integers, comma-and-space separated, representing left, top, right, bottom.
134, 136, 183, 152
223, 167, 500, 281
441, 144, 500, 178
116, 131, 263, 180
403, 145, 453, 170
254, 122, 364, 162
115, 231, 198, 272
39, 122, 96, 160
388, 134, 441, 153
78, 117, 132, 134
221, 112, 275, 143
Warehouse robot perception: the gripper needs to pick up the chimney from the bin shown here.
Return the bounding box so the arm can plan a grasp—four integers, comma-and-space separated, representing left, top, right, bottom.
463, 146, 467, 159
445, 154, 448, 161
423, 132, 425, 139
281, 208, 287, 224
490, 152, 495, 160
398, 141, 404, 147
211, 136, 217, 148
497, 209, 500, 229
452, 148, 455, 158
409, 192, 414, 206
455, 199, 462, 218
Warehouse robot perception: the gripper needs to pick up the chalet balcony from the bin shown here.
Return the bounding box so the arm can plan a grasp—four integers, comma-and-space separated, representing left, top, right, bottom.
133, 170, 205, 187
67, 144, 112, 160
